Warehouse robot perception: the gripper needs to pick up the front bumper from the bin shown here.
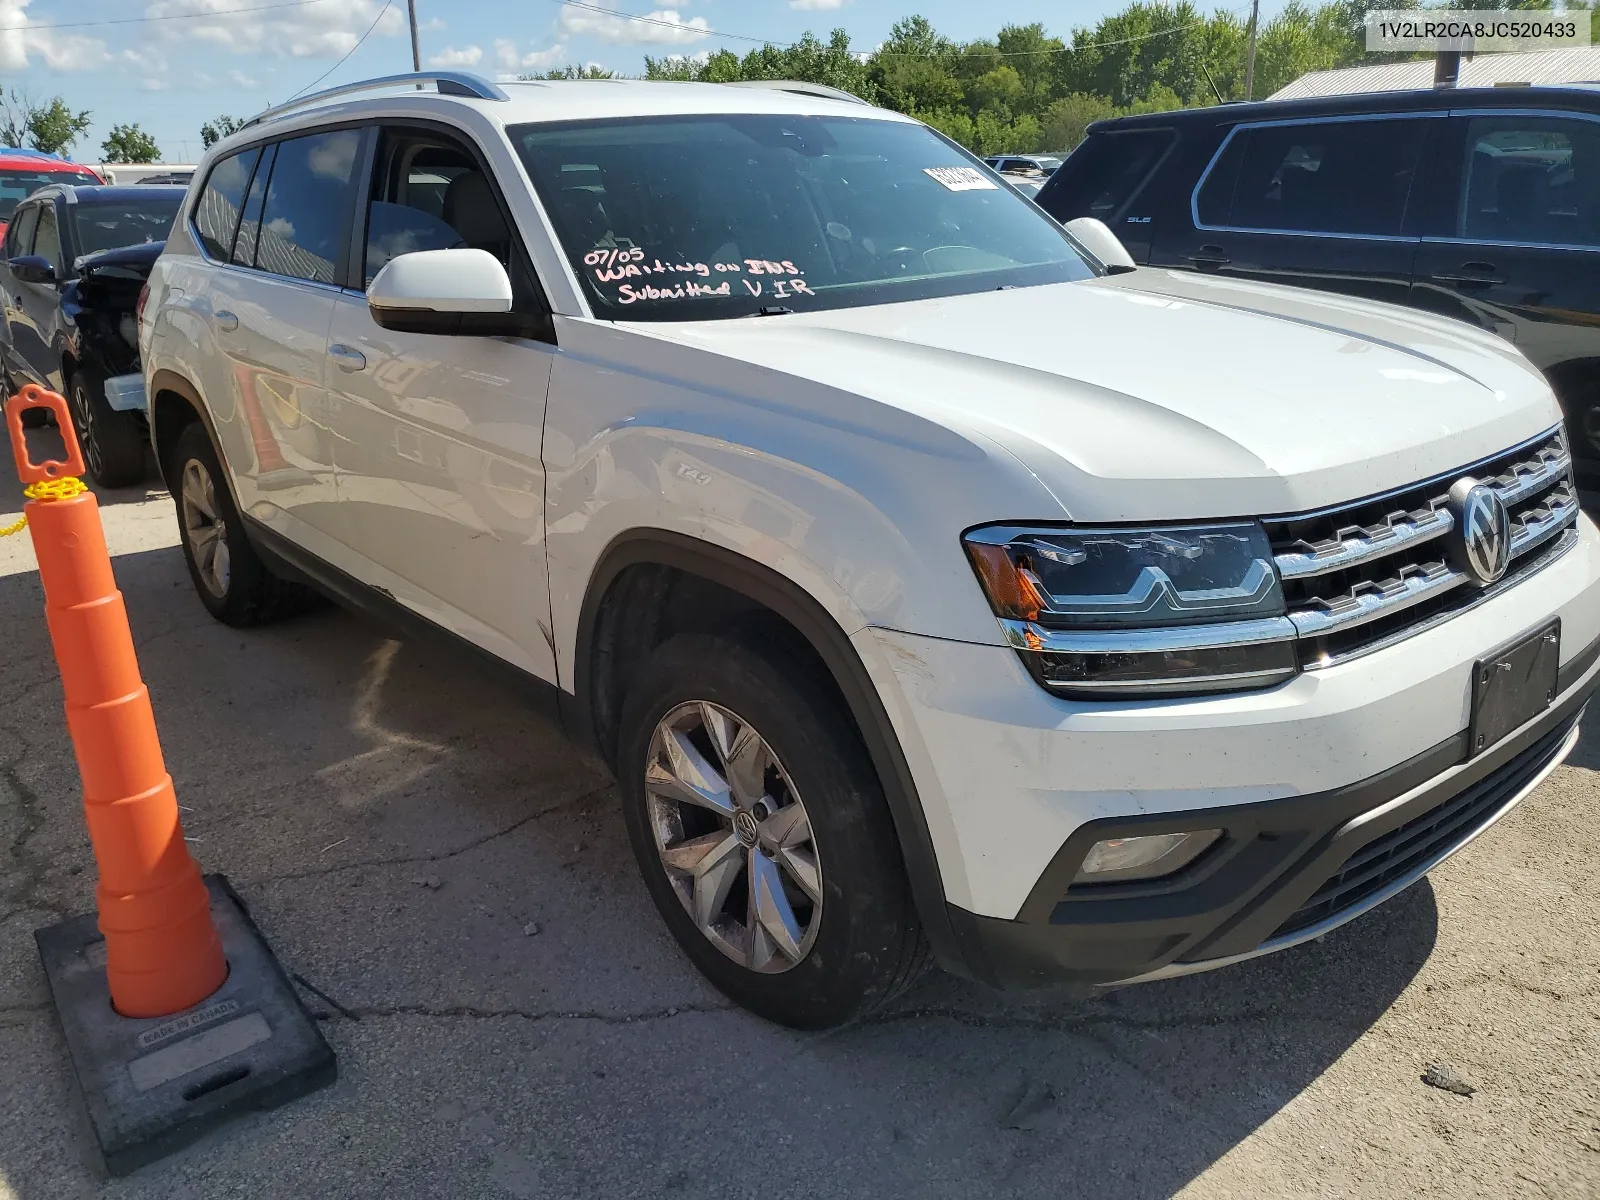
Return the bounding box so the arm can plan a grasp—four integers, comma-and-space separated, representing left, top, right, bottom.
861, 514, 1600, 989
946, 665, 1591, 989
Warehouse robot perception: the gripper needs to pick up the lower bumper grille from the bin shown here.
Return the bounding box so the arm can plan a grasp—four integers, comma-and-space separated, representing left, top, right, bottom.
1271, 713, 1580, 939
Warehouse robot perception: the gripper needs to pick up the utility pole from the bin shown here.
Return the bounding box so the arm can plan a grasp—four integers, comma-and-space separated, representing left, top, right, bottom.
1243, 0, 1260, 100
407, 0, 422, 72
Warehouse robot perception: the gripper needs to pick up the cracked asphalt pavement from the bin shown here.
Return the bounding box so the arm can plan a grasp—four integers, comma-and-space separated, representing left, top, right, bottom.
3, 471, 1600, 1199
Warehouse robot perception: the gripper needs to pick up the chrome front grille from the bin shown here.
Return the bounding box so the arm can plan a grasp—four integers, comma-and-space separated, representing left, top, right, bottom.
1264, 428, 1580, 668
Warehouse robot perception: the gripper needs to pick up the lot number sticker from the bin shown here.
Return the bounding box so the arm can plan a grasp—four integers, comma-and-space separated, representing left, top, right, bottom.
924, 167, 998, 192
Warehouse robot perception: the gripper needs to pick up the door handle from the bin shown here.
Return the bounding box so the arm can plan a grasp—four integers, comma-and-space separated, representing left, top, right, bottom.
1431, 263, 1503, 288
213, 309, 239, 332
328, 343, 367, 372
1187, 244, 1230, 269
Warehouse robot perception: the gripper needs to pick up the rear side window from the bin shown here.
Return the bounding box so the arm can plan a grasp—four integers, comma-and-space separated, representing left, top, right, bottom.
1041, 130, 1175, 224
254, 129, 362, 285
193, 147, 261, 260
1458, 114, 1600, 248
1197, 118, 1428, 237
232, 144, 274, 267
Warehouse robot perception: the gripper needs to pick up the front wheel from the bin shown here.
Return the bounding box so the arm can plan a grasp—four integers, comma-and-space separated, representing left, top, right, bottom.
68, 369, 147, 488
618, 632, 928, 1028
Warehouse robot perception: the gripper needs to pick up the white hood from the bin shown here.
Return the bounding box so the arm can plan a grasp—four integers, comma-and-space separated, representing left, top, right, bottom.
641, 271, 1562, 522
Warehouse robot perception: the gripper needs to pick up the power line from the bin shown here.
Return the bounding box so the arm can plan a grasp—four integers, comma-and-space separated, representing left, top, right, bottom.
285, 0, 394, 101
0, 0, 336, 33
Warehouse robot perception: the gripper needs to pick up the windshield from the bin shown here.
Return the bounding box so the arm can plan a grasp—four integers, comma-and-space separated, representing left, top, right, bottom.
508, 114, 1092, 321
0, 170, 99, 219
72, 197, 180, 257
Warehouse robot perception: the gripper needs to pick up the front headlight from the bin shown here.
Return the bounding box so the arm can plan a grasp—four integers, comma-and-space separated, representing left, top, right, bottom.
963, 523, 1299, 698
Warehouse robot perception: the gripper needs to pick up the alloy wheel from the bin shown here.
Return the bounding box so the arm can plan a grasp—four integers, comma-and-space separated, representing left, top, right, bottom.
645, 701, 823, 972
70, 379, 102, 479
180, 458, 231, 598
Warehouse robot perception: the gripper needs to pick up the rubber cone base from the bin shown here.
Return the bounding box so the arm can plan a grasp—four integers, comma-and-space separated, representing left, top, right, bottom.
34, 875, 336, 1177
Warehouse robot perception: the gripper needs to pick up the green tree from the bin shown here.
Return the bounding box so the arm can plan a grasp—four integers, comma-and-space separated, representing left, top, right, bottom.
1039, 93, 1118, 152
526, 65, 615, 79
645, 29, 876, 100
0, 91, 92, 154
200, 115, 245, 149
101, 123, 161, 164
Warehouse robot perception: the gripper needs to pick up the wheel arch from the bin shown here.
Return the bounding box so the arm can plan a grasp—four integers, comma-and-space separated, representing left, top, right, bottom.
148, 368, 236, 497
572, 528, 969, 978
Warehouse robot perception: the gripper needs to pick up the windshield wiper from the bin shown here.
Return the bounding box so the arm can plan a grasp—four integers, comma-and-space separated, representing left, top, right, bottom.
751, 305, 795, 317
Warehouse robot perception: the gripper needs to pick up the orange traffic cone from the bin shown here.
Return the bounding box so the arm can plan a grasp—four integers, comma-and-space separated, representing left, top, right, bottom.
4, 383, 226, 1017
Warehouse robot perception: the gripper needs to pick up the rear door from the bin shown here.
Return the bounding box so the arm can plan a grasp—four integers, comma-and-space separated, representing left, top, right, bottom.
1037, 128, 1177, 262
1167, 113, 1435, 308
0, 202, 41, 379
321, 122, 559, 681
1410, 109, 1600, 489
191, 129, 364, 552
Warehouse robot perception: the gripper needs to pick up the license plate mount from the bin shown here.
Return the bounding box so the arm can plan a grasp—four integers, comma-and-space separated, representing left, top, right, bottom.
1469, 620, 1560, 758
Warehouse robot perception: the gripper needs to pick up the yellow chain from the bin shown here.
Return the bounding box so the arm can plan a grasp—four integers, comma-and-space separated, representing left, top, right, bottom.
0, 475, 88, 537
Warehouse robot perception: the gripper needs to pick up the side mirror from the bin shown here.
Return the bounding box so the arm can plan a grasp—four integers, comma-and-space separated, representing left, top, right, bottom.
10, 255, 59, 285
367, 248, 516, 336
1064, 218, 1137, 275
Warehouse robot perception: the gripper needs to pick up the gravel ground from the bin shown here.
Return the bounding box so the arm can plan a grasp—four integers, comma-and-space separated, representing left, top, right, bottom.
1, 470, 1598, 1200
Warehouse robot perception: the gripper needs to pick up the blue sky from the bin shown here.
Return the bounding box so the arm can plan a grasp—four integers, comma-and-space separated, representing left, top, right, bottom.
0, 0, 1271, 164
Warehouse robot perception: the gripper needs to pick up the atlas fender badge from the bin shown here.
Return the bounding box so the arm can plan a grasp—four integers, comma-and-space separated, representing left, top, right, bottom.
1447, 477, 1512, 586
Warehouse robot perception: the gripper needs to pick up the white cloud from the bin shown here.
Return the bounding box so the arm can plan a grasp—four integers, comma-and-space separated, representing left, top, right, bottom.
143, 0, 405, 58
228, 68, 259, 88
0, 0, 110, 70
494, 38, 569, 75
428, 44, 482, 67
556, 7, 710, 46
790, 0, 846, 8
421, 17, 446, 32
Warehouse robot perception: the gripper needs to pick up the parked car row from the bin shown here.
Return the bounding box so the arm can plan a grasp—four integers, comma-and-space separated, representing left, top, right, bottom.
132, 73, 1597, 1028
1035, 84, 1600, 494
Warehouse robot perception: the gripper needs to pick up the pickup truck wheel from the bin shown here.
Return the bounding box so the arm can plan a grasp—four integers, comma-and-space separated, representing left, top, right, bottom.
171, 422, 314, 626
69, 370, 147, 488
618, 632, 929, 1029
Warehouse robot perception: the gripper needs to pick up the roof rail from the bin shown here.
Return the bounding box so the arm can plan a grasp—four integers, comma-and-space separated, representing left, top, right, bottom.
722, 80, 870, 106
243, 71, 509, 130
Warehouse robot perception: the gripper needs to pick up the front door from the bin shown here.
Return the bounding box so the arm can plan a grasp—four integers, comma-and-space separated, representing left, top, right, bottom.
0, 202, 42, 381
323, 124, 558, 681
17, 200, 65, 389
1410, 111, 1600, 491
1165, 114, 1436, 309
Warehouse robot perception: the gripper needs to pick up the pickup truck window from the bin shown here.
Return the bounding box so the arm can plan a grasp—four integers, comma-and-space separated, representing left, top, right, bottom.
510, 113, 1091, 321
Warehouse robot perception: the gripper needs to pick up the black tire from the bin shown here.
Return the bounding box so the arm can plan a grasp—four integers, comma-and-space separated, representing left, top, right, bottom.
170, 421, 314, 626
618, 631, 929, 1029
68, 368, 147, 488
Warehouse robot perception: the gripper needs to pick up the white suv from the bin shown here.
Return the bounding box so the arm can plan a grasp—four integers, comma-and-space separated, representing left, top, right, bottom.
142, 72, 1600, 1028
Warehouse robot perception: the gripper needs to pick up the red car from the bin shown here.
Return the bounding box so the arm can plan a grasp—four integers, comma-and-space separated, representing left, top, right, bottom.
0, 151, 103, 240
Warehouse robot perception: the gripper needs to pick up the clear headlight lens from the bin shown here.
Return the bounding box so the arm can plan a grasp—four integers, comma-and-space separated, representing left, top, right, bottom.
1073, 829, 1222, 885
964, 523, 1298, 698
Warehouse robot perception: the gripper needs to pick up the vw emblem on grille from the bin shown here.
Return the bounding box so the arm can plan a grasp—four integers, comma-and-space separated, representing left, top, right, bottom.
1447, 477, 1512, 586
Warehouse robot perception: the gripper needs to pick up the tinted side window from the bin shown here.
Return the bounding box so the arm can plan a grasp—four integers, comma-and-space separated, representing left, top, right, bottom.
8, 204, 39, 257
1458, 114, 1600, 248
255, 129, 362, 284
232, 144, 274, 267
1202, 119, 1427, 237
194, 147, 261, 260
33, 204, 62, 272
1042, 130, 1175, 224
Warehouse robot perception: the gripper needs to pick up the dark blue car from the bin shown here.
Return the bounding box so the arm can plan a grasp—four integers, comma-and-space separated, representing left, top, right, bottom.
0, 183, 184, 485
